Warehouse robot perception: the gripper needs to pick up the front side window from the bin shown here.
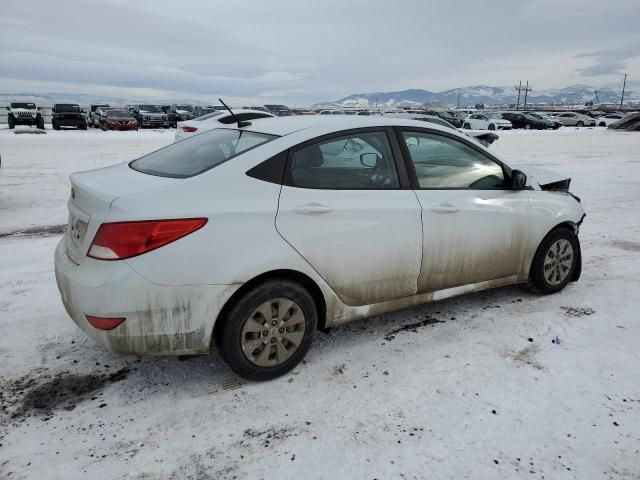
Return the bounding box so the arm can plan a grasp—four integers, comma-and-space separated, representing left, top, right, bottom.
290, 131, 399, 189
402, 131, 505, 189
131, 129, 277, 178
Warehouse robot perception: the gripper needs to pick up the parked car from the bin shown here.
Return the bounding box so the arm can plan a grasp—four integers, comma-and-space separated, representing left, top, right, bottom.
174, 109, 275, 142
499, 112, 552, 130
99, 109, 138, 131
463, 113, 513, 130
129, 105, 170, 128
553, 112, 596, 127
424, 110, 463, 128
193, 105, 225, 117
52, 104, 87, 130
6, 102, 44, 129
596, 113, 624, 127
264, 104, 295, 117
54, 116, 585, 381
319, 110, 346, 115
385, 113, 499, 147
526, 113, 562, 129
242, 106, 271, 113
88, 104, 111, 128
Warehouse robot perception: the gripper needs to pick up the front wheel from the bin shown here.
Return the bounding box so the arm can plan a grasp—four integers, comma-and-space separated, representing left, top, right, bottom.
577, 121, 584, 127
529, 227, 579, 294
217, 279, 317, 381
488, 123, 496, 130
524, 123, 531, 130
463, 123, 471, 129
37, 117, 45, 130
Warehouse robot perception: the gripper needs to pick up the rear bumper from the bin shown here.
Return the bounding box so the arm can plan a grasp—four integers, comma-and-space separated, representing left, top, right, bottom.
54, 237, 238, 356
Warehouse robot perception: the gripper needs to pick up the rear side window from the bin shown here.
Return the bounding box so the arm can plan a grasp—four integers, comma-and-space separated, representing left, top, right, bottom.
130, 129, 277, 178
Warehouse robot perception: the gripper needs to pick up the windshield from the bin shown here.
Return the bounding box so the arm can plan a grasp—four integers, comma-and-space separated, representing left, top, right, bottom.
194, 111, 225, 121
106, 110, 131, 117
138, 105, 163, 112
176, 105, 193, 111
130, 128, 277, 178
11, 102, 36, 109
56, 104, 80, 112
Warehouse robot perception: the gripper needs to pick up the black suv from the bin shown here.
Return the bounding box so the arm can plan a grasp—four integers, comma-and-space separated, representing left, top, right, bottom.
52, 104, 87, 130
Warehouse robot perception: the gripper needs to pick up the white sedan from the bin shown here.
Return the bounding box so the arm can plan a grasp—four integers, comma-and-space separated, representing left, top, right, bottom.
596, 113, 624, 127
463, 113, 513, 130
55, 116, 585, 381
174, 109, 274, 142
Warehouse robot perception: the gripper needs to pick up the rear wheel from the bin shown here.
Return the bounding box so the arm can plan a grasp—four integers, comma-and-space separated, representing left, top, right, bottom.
8, 116, 15, 129
37, 116, 45, 130
524, 123, 531, 130
529, 227, 578, 294
217, 279, 317, 381
599, 121, 606, 127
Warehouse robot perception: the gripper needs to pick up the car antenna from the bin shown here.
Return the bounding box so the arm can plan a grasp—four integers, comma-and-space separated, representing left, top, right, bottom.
218, 98, 251, 127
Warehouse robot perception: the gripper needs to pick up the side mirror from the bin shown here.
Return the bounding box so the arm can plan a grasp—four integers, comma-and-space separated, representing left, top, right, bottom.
511, 169, 527, 190
5, 107, 9, 111
360, 152, 378, 168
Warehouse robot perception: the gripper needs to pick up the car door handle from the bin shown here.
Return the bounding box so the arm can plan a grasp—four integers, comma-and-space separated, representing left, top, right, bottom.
293, 203, 333, 215
431, 203, 460, 214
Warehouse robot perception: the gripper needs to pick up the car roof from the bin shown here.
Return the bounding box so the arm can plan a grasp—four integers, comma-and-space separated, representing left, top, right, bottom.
242, 114, 463, 138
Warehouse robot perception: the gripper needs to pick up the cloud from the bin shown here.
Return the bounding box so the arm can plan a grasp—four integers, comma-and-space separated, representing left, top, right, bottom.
1, 0, 639, 103
575, 41, 640, 77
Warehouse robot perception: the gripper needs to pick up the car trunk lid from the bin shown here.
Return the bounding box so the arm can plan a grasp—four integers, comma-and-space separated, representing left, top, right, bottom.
65, 162, 180, 264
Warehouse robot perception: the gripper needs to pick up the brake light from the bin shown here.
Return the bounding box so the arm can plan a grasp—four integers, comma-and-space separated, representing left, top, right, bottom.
86, 315, 126, 330
88, 218, 207, 260
182, 126, 198, 133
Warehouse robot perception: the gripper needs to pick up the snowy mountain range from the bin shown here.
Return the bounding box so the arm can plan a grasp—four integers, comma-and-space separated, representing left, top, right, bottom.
320, 84, 637, 108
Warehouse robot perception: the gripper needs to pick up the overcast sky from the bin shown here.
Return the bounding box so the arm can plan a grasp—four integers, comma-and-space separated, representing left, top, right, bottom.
1, 0, 639, 104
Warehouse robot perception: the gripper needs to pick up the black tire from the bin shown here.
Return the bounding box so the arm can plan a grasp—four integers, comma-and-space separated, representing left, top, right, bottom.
529, 227, 579, 294
53, 121, 60, 130
80, 122, 87, 130
577, 121, 584, 127
217, 279, 317, 381
599, 122, 606, 127
8, 116, 15, 129
463, 123, 471, 129
37, 116, 45, 130
488, 123, 496, 130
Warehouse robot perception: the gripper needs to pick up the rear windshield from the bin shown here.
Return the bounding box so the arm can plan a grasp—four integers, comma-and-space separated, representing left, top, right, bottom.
130, 128, 277, 178
194, 111, 224, 121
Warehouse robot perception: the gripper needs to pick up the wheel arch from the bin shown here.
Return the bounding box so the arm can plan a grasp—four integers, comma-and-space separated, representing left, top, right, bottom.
212, 269, 328, 349
528, 220, 582, 283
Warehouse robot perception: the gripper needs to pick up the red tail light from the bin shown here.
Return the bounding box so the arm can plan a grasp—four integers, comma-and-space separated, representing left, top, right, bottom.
86, 315, 126, 330
88, 218, 207, 260
182, 126, 198, 133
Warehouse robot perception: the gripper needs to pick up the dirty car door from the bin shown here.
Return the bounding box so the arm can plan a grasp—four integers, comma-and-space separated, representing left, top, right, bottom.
400, 129, 531, 293
276, 129, 422, 306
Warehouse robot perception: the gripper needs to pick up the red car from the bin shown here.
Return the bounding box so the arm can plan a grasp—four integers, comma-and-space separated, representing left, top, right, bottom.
100, 109, 139, 131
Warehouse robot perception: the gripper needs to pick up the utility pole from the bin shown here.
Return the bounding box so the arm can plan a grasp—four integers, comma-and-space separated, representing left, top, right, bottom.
620, 74, 627, 109
457, 89, 461, 107
594, 90, 600, 105
515, 81, 522, 110
523, 81, 532, 110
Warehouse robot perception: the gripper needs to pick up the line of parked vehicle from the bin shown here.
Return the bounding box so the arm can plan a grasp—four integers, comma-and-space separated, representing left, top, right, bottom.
4, 101, 632, 133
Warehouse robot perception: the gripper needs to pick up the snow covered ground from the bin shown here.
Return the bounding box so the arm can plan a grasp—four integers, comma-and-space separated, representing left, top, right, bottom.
1, 126, 639, 479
